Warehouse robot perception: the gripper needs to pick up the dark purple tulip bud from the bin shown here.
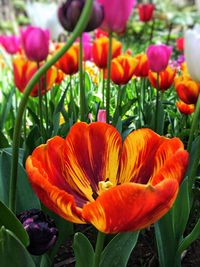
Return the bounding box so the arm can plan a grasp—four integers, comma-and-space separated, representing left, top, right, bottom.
17, 209, 58, 255
58, 0, 104, 32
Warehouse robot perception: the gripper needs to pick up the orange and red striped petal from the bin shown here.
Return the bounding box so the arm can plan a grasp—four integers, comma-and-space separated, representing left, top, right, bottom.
150, 149, 189, 186
119, 128, 165, 184
82, 180, 179, 233
64, 122, 122, 192
26, 154, 85, 224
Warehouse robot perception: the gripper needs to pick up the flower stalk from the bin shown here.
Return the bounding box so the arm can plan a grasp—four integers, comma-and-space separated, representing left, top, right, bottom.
79, 33, 86, 121
106, 31, 112, 123
9, 0, 94, 212
93, 231, 106, 267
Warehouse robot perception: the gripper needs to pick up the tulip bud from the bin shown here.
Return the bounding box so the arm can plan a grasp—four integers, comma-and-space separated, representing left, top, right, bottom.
146, 44, 172, 72
58, 0, 104, 32
176, 100, 195, 115
185, 25, 200, 82
138, 3, 155, 23
21, 26, 50, 62
0, 35, 20, 55
17, 209, 58, 255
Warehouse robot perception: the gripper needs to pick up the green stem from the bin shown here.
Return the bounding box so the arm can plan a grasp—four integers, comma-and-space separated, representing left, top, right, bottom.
177, 218, 200, 256
79, 33, 86, 121
187, 94, 200, 152
106, 31, 112, 123
44, 71, 49, 139
155, 73, 160, 132
93, 231, 106, 267
37, 62, 44, 139
8, 0, 94, 212
102, 69, 105, 108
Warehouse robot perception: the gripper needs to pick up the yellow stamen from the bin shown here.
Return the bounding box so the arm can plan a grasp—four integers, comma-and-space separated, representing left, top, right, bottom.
98, 180, 113, 194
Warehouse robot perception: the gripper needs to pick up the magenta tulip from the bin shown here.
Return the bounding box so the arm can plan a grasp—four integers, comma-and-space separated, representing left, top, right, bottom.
21, 26, 50, 62
0, 35, 20, 55
146, 44, 172, 72
97, 0, 136, 33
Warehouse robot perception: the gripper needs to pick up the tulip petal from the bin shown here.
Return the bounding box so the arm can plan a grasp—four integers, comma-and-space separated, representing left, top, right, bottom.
119, 129, 165, 184
26, 155, 85, 224
64, 122, 122, 193
82, 180, 178, 233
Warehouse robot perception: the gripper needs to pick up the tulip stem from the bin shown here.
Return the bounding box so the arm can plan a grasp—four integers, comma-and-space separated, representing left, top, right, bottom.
8, 0, 94, 212
37, 63, 45, 140
187, 94, 200, 152
155, 73, 160, 133
102, 69, 105, 108
106, 31, 112, 123
93, 231, 105, 267
79, 33, 86, 121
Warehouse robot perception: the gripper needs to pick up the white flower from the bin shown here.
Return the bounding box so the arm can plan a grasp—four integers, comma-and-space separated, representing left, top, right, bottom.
184, 25, 200, 82
25, 2, 63, 40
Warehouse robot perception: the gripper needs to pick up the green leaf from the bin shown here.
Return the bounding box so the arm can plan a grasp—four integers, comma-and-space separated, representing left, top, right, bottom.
155, 210, 179, 267
0, 86, 15, 131
52, 84, 69, 136
0, 201, 29, 247
172, 178, 190, 243
73, 232, 94, 267
0, 131, 9, 148
40, 254, 51, 267
0, 226, 35, 267
100, 231, 139, 267
0, 150, 40, 213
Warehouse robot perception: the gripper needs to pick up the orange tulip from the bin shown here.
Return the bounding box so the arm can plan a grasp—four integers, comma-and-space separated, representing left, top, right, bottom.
55, 43, 79, 75
111, 55, 138, 85
0, 55, 5, 69
92, 37, 122, 69
148, 66, 176, 91
55, 69, 66, 85
133, 53, 149, 77
13, 54, 57, 97
175, 75, 200, 104
176, 100, 195, 115
26, 122, 188, 233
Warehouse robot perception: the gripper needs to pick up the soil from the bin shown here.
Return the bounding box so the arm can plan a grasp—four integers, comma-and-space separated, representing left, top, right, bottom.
54, 225, 200, 267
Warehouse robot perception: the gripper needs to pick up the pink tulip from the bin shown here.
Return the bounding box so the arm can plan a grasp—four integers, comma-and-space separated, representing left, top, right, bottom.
21, 26, 50, 62
77, 33, 92, 61
146, 44, 172, 72
0, 35, 20, 55
97, 109, 106, 122
97, 0, 136, 33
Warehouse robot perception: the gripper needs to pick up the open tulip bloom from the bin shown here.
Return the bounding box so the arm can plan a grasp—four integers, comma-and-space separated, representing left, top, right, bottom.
26, 122, 188, 234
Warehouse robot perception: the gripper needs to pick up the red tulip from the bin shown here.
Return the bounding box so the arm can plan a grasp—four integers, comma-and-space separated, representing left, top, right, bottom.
26, 122, 188, 233
138, 3, 155, 22
176, 37, 184, 52
176, 101, 195, 115
133, 53, 149, 77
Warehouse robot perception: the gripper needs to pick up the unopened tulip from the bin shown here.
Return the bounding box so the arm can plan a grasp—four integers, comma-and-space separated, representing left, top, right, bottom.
21, 26, 50, 62
97, 0, 136, 33
58, 0, 104, 32
133, 53, 149, 77
13, 54, 56, 96
185, 25, 200, 82
175, 75, 200, 104
0, 35, 20, 55
148, 66, 176, 91
55, 43, 79, 75
176, 100, 195, 115
18, 209, 58, 255
111, 54, 137, 85
147, 44, 172, 72
92, 37, 122, 69
138, 3, 155, 22
176, 37, 184, 51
